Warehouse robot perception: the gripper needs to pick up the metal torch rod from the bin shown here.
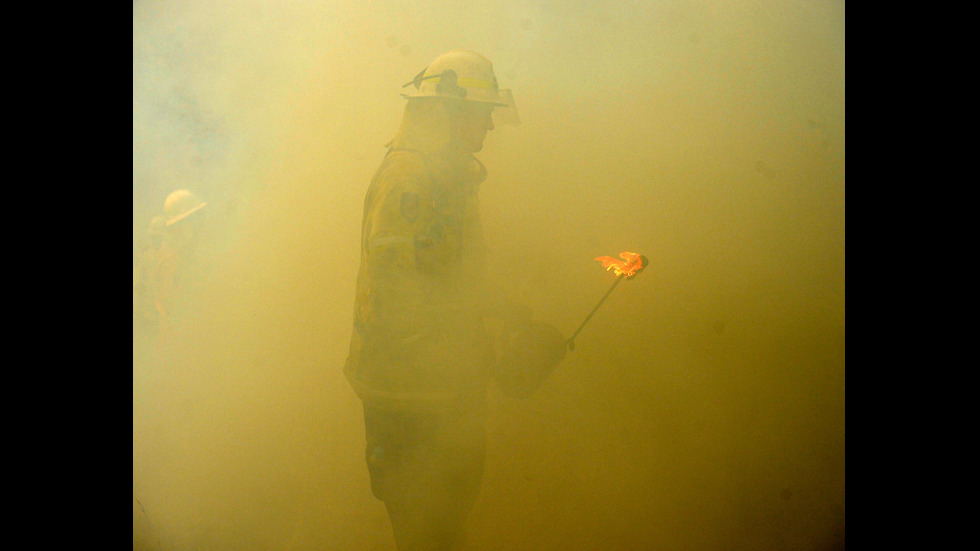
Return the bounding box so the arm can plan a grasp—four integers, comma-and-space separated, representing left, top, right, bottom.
566, 273, 625, 351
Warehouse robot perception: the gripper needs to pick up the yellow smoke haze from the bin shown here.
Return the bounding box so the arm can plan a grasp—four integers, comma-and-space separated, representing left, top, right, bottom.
133, 1, 844, 549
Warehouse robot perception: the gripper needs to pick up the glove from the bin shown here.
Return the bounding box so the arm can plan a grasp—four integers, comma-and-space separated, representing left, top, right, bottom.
493, 320, 566, 399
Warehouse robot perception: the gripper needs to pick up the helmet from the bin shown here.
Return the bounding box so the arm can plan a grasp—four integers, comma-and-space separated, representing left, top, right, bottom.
147, 215, 167, 237
402, 50, 520, 124
164, 189, 207, 226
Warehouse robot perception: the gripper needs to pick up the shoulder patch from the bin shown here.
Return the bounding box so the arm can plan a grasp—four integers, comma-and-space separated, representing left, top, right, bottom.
400, 192, 420, 222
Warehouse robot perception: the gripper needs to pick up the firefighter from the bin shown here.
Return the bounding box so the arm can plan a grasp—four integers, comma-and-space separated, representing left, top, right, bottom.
154, 189, 208, 339
134, 215, 167, 333
344, 50, 566, 550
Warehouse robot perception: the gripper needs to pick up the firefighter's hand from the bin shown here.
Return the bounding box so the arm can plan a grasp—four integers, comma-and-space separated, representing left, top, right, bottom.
528, 321, 567, 364
494, 320, 566, 399
505, 320, 566, 365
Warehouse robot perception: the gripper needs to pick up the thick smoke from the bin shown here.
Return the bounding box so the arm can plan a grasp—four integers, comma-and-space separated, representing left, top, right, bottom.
134, 1, 844, 549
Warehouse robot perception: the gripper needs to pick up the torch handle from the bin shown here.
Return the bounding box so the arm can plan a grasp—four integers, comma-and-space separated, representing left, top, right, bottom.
566, 274, 624, 351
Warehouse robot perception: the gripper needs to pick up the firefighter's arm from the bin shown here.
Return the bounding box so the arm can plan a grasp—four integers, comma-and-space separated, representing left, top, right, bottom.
361, 158, 432, 341
492, 319, 567, 399
483, 291, 567, 399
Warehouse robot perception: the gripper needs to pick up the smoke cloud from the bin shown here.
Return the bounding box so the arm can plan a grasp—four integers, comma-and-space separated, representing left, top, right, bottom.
133, 1, 844, 549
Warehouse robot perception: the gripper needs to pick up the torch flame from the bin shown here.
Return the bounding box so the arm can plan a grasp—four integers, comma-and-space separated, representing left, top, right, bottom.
595, 251, 647, 278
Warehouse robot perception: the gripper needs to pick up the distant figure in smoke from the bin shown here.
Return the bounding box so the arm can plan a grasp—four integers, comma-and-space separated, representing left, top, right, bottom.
344, 50, 567, 550
134, 215, 167, 335
134, 214, 168, 368
153, 189, 209, 341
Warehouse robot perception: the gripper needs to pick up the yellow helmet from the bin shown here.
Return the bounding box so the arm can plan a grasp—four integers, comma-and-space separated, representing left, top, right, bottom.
164, 189, 207, 226
402, 50, 520, 124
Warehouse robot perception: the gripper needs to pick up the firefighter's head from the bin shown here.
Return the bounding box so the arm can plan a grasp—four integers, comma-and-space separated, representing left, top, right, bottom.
163, 189, 207, 244
396, 50, 518, 153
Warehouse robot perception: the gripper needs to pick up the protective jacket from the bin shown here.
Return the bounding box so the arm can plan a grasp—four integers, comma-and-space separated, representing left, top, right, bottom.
345, 147, 495, 408
133, 242, 162, 331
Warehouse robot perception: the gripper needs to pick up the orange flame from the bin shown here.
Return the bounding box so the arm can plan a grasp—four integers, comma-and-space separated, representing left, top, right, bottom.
595, 251, 647, 278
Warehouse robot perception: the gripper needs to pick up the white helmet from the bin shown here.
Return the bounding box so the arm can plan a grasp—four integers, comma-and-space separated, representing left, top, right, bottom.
402, 50, 520, 125
164, 189, 207, 226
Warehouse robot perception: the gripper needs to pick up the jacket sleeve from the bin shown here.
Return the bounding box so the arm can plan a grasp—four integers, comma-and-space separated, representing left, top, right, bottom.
359, 155, 433, 343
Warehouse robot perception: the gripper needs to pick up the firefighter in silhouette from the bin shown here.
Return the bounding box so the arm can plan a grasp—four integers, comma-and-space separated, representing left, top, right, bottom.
134, 215, 167, 334
133, 214, 168, 369
344, 50, 566, 550
154, 189, 208, 340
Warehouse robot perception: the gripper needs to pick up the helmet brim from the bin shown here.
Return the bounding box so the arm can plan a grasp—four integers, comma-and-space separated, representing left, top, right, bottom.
166, 202, 207, 226
401, 88, 520, 125
400, 92, 509, 107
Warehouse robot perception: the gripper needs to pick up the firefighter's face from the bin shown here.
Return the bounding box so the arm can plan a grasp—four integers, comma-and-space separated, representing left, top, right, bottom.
167, 213, 204, 245
452, 102, 495, 153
